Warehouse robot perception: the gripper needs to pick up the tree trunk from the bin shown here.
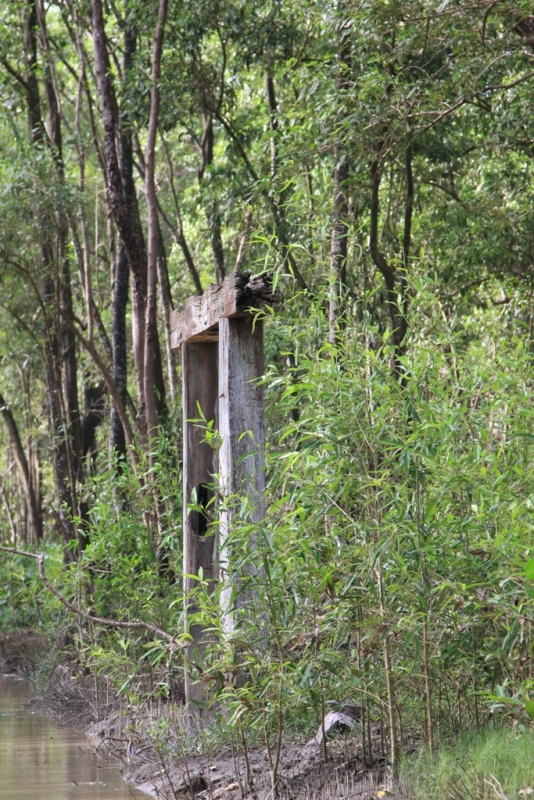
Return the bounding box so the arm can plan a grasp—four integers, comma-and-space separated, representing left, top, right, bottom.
110, 240, 129, 457
197, 113, 225, 284
41, 0, 83, 534
92, 0, 148, 430
22, 0, 80, 559
109, 20, 136, 457
328, 13, 351, 344
370, 157, 410, 374
144, 0, 169, 442
157, 221, 178, 403
375, 562, 398, 777
42, 277, 78, 559
264, 71, 306, 290
210, 205, 226, 284
0, 392, 42, 545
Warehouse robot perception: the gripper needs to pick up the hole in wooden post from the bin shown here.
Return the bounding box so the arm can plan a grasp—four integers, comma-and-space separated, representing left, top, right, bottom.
191, 483, 210, 537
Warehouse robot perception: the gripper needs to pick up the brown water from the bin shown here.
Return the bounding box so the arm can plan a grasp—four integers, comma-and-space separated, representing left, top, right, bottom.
0, 675, 150, 800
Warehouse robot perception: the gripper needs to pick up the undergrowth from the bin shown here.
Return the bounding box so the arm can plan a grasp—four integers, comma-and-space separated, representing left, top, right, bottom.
400, 726, 534, 800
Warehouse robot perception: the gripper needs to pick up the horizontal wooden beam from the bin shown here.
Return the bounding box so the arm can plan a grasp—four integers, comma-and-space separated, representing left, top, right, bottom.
170, 271, 279, 349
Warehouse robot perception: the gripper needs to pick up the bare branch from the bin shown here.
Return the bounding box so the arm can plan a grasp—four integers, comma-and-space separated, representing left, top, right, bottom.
0, 57, 30, 91
0, 546, 187, 647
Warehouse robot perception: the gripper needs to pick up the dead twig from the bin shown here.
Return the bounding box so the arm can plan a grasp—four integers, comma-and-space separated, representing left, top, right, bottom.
0, 545, 188, 648
485, 775, 511, 800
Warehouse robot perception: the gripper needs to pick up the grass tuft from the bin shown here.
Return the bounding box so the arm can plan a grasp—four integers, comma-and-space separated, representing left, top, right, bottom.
399, 726, 534, 800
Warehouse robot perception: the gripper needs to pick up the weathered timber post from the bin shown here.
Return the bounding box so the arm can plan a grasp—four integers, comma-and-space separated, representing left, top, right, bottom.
170, 272, 278, 720
219, 316, 265, 630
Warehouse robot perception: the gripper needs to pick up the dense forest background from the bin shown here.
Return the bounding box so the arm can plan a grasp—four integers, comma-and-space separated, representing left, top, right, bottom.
1, 0, 534, 776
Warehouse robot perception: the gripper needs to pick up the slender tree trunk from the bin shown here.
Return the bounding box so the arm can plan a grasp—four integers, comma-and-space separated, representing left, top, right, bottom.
329, 13, 351, 344
144, 0, 169, 442
0, 392, 42, 545
160, 134, 203, 295
42, 0, 83, 525
264, 71, 307, 290
42, 277, 78, 559
370, 156, 410, 375
266, 72, 279, 178
109, 20, 137, 457
111, 241, 129, 457
235, 209, 253, 271
197, 112, 225, 284
21, 0, 80, 559
376, 564, 398, 778
423, 617, 434, 753
92, 0, 148, 430
24, 0, 42, 142
157, 221, 178, 403
60, 256, 82, 480
210, 205, 226, 284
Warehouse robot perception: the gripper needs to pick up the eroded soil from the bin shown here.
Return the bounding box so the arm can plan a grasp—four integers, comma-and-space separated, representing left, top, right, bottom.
1, 644, 393, 800
87, 709, 392, 800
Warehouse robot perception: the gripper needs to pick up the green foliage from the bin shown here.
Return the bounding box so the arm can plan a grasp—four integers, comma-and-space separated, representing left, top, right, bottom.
400, 727, 534, 800
0, 544, 65, 632
181, 279, 534, 748
1, 0, 534, 767
60, 443, 184, 691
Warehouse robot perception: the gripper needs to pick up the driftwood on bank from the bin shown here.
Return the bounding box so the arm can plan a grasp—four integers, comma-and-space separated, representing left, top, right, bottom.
308, 708, 361, 747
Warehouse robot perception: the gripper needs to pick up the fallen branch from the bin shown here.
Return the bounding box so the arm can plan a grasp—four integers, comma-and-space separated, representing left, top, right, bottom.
0, 545, 187, 648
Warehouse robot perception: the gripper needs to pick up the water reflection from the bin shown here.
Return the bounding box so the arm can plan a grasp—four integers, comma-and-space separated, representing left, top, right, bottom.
0, 675, 150, 800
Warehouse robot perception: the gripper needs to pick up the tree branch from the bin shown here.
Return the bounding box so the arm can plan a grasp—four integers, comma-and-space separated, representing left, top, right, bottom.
0, 546, 187, 647
0, 57, 30, 91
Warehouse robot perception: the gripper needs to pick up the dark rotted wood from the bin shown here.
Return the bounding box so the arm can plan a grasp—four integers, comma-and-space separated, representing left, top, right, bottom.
170, 271, 279, 349
182, 341, 218, 717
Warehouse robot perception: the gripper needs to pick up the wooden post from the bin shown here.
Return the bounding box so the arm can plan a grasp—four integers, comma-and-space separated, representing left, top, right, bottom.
219, 316, 265, 630
182, 341, 218, 716
171, 272, 278, 720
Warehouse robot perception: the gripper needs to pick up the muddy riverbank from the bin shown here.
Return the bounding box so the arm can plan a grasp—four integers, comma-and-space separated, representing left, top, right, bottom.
1, 634, 391, 799
83, 693, 391, 799
86, 709, 390, 800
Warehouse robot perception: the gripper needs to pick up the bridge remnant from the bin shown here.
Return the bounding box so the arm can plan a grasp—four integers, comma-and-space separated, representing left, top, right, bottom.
170, 271, 279, 717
